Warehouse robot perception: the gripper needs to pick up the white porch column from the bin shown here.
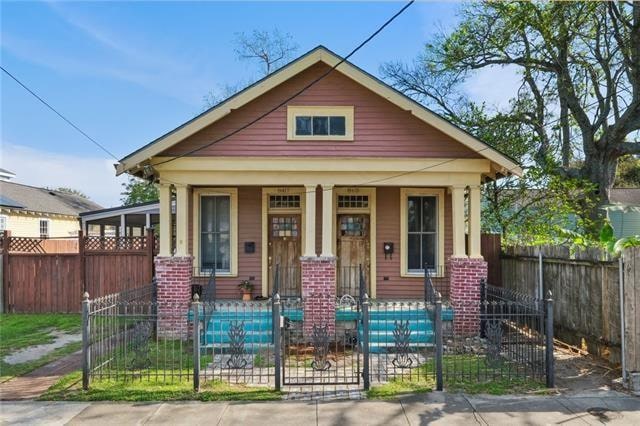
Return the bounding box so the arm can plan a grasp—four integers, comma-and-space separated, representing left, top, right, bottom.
303, 184, 317, 257
468, 185, 482, 258
321, 184, 335, 257
145, 213, 151, 229
175, 184, 190, 256
158, 183, 172, 256
120, 214, 126, 237
451, 185, 467, 258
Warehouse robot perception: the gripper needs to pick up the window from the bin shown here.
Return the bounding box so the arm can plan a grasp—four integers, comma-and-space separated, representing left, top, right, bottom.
39, 219, 49, 238
338, 195, 369, 209
400, 189, 444, 276
287, 106, 354, 140
407, 196, 437, 271
269, 195, 300, 209
0, 215, 6, 232
200, 195, 231, 273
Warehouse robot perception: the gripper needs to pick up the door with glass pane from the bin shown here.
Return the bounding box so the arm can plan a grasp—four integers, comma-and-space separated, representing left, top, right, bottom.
200, 195, 231, 273
336, 214, 370, 297
268, 215, 301, 297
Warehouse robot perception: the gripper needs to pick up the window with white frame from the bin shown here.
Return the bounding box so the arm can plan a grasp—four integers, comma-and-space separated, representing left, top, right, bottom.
287, 106, 354, 140
400, 188, 444, 276
407, 196, 438, 271
39, 219, 49, 238
200, 195, 231, 273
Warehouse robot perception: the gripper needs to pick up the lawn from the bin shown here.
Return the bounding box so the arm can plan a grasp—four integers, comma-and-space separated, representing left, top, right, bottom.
40, 371, 281, 402
0, 313, 82, 382
367, 355, 546, 398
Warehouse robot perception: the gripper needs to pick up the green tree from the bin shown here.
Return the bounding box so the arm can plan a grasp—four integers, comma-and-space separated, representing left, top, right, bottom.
120, 177, 158, 206
51, 187, 90, 199
383, 1, 639, 236
614, 155, 640, 187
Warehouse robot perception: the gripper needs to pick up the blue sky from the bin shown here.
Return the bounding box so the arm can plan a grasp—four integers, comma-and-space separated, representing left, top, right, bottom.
1, 1, 519, 207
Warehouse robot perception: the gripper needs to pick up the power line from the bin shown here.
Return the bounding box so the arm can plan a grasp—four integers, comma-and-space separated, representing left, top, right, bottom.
1, 65, 119, 161
150, 0, 416, 168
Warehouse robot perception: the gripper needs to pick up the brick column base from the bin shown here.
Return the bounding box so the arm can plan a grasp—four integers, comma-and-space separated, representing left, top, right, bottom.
448, 256, 488, 337
155, 256, 193, 339
301, 256, 336, 337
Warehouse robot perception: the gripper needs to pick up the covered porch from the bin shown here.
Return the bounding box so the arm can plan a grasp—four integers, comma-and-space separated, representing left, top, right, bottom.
154, 157, 487, 301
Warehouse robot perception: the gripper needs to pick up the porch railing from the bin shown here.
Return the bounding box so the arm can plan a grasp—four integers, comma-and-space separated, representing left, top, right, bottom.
191, 266, 216, 302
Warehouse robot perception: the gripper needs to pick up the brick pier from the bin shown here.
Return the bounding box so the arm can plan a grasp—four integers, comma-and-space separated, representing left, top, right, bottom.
301, 256, 336, 337
448, 256, 488, 336
155, 256, 193, 338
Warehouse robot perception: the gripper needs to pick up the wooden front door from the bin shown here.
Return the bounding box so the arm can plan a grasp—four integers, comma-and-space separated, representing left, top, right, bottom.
337, 214, 370, 297
268, 214, 301, 297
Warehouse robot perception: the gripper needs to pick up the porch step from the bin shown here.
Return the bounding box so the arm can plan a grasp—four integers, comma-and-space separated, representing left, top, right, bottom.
367, 319, 433, 332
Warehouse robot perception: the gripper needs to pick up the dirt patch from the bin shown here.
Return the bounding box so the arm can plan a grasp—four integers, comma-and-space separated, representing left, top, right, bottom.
3, 331, 81, 365
554, 341, 625, 394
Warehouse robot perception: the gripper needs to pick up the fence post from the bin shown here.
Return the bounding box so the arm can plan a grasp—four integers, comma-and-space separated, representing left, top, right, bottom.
480, 278, 487, 338
2, 230, 10, 313
273, 293, 281, 391
362, 293, 370, 391
435, 291, 443, 391
192, 293, 201, 391
146, 228, 154, 282
359, 264, 365, 302
82, 292, 91, 390
424, 264, 428, 303
545, 290, 555, 388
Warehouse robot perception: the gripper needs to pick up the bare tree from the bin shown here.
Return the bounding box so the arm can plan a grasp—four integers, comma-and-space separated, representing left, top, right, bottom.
234, 29, 299, 76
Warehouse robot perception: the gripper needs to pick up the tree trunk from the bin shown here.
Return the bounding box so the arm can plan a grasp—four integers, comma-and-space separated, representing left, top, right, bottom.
581, 146, 618, 227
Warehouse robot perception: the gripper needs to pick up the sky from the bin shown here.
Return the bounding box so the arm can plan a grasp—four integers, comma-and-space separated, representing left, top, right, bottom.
1, 1, 520, 207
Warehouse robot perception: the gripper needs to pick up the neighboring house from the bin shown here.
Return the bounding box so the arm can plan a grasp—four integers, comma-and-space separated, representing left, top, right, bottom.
604, 188, 640, 238
0, 168, 16, 182
117, 46, 521, 301
0, 180, 102, 238
80, 201, 160, 237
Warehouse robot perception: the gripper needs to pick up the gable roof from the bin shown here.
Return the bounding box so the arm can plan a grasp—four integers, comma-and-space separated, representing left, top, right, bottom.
117, 46, 522, 177
0, 181, 103, 217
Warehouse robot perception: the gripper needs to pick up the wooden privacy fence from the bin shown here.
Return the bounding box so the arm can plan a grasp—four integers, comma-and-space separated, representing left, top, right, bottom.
501, 245, 631, 365
1, 230, 155, 313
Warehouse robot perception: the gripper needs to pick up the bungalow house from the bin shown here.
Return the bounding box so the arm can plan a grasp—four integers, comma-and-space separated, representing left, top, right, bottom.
0, 179, 102, 238
116, 46, 521, 332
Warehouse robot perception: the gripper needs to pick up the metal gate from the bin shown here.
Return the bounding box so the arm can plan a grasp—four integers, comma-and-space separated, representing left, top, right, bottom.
280, 298, 362, 386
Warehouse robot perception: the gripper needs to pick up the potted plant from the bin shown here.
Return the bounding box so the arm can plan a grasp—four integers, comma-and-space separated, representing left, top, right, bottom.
238, 280, 254, 301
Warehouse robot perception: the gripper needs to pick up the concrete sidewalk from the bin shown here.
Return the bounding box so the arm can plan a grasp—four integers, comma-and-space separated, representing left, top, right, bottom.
1, 391, 639, 425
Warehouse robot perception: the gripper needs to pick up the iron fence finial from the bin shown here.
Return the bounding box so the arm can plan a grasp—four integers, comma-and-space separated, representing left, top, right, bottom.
83, 292, 89, 300
193, 293, 200, 302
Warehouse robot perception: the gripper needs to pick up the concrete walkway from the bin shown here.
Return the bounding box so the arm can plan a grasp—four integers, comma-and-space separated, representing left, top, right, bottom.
0, 352, 81, 401
1, 391, 638, 425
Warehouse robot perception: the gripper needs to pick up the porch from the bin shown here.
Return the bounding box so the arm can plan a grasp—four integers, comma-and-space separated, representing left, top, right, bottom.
156, 181, 484, 301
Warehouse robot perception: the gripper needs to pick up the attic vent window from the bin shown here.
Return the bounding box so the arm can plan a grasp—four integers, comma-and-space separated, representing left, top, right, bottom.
287, 106, 354, 141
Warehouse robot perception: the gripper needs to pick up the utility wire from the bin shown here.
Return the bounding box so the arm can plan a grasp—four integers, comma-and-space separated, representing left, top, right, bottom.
150, 0, 416, 167
1, 65, 120, 161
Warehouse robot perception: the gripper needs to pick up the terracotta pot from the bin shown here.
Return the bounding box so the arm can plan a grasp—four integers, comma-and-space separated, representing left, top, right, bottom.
242, 291, 252, 301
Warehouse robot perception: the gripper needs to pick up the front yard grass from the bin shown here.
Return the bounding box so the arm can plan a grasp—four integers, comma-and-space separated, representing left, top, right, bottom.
0, 314, 82, 382
40, 371, 281, 402
367, 355, 546, 398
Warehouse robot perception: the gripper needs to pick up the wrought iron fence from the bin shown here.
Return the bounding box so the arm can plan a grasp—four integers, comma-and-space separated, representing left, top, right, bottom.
336, 265, 367, 299
197, 299, 276, 386
82, 278, 554, 393
281, 297, 361, 386
191, 267, 217, 302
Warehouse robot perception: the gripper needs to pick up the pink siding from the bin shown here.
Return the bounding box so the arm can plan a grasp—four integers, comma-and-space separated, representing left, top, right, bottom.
375, 187, 452, 299
163, 63, 480, 158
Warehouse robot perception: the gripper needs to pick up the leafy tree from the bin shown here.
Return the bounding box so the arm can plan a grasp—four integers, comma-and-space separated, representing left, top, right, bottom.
51, 187, 90, 199
383, 1, 639, 236
614, 155, 640, 187
120, 177, 158, 206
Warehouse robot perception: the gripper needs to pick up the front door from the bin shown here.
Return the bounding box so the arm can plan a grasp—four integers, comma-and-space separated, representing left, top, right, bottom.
268, 214, 301, 297
336, 214, 370, 297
